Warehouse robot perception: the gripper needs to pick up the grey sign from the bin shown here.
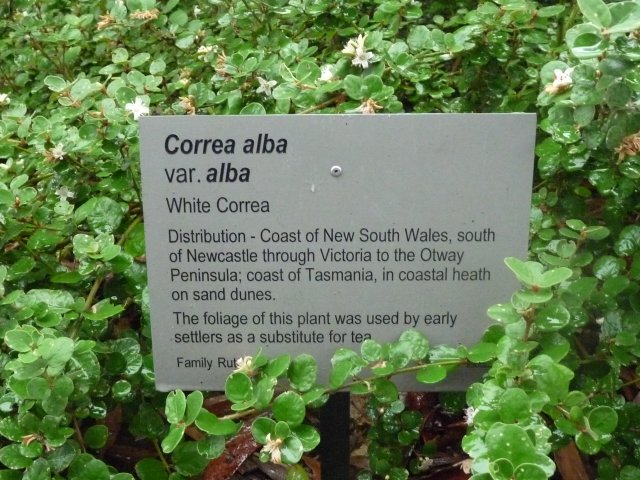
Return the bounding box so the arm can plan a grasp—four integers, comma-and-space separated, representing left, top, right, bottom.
139, 114, 536, 390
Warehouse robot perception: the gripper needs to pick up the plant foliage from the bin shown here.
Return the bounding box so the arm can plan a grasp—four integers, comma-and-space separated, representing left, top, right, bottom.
0, 0, 639, 479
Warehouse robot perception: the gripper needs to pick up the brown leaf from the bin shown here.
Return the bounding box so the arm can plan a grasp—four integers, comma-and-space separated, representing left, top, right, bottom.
554, 441, 592, 480
101, 405, 123, 452
203, 424, 259, 480
204, 394, 233, 416
302, 455, 322, 480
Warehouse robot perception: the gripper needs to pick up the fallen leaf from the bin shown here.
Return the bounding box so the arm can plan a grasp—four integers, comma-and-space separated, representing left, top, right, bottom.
203, 424, 259, 480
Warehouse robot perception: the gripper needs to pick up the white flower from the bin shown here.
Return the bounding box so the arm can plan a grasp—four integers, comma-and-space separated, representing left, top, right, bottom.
55, 186, 74, 201
115, 0, 124, 6
197, 45, 214, 54
342, 34, 367, 56
464, 406, 478, 425
417, 456, 434, 471
234, 356, 255, 375
457, 458, 473, 474
256, 77, 277, 97
261, 434, 283, 464
342, 34, 375, 69
355, 98, 382, 115
319, 65, 335, 82
352, 48, 374, 69
193, 5, 201, 16
544, 67, 573, 95
50, 143, 66, 160
125, 97, 149, 120
197, 45, 215, 60
0, 93, 10, 105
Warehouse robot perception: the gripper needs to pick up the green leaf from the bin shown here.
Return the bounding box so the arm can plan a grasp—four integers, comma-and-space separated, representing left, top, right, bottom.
329, 348, 365, 389
265, 354, 291, 378
26, 378, 51, 400
535, 304, 571, 331
196, 435, 225, 459
165, 390, 187, 424
485, 424, 556, 475
489, 458, 514, 479
195, 411, 239, 436
251, 417, 276, 443
615, 225, 640, 256
527, 355, 574, 402
292, 424, 320, 452
607, 2, 640, 33
70, 79, 97, 101
84, 299, 125, 321
514, 288, 553, 304
593, 255, 625, 279
27, 229, 64, 251
504, 257, 542, 286
539, 333, 570, 361
44, 75, 67, 92
23, 458, 51, 480
288, 354, 317, 392
5, 328, 33, 352
587, 406, 618, 435
361, 339, 382, 361
416, 364, 447, 384
343, 75, 364, 100
84, 425, 108, 449
514, 464, 548, 480
281, 436, 304, 464
487, 304, 521, 324
577, 0, 612, 27
41, 337, 75, 374
397, 330, 429, 360
149, 59, 166, 75
184, 391, 203, 425
273, 391, 306, 426
225, 372, 253, 403
135, 458, 169, 480
287, 464, 311, 480
239, 103, 266, 115
296, 61, 321, 84
112, 47, 129, 64
537, 267, 572, 288
499, 388, 531, 423
274, 421, 290, 439
575, 431, 601, 454
467, 342, 497, 363
407, 25, 432, 50
161, 424, 185, 453
566, 23, 608, 59
74, 197, 124, 234
372, 378, 399, 403
0, 444, 33, 469
272, 84, 299, 101
171, 442, 208, 476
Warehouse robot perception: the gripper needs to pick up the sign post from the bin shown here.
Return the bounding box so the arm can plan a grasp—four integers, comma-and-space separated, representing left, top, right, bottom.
139, 114, 535, 390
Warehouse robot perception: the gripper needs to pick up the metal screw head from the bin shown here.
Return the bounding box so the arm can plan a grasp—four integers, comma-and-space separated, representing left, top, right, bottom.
330, 166, 342, 177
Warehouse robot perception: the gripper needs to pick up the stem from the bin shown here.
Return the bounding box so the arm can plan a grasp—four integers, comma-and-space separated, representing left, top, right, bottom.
152, 439, 171, 474
218, 358, 468, 422
69, 216, 142, 339
558, 3, 580, 47
73, 417, 86, 453
300, 94, 346, 114
240, 0, 264, 30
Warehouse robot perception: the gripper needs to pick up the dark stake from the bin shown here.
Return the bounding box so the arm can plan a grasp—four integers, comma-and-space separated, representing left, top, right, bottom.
319, 392, 350, 480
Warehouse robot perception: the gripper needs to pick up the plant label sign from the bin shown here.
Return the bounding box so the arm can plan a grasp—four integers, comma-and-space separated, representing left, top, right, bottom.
139, 114, 535, 390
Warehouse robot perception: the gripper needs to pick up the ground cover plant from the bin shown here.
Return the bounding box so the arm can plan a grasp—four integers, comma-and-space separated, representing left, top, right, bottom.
1, 0, 640, 478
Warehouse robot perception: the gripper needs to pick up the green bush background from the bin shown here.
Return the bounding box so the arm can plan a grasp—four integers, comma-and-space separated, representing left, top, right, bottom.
1, 0, 640, 479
